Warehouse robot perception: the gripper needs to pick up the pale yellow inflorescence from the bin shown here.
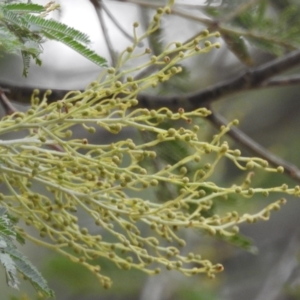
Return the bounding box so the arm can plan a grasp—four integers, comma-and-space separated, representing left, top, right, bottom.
0, 3, 297, 289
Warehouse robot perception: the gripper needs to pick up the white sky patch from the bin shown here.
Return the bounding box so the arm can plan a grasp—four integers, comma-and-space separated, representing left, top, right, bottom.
0, 0, 216, 89
175, 0, 222, 6
1, 0, 144, 88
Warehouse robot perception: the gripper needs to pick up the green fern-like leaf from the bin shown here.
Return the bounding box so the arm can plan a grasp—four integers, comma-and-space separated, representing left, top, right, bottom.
0, 207, 54, 297
43, 29, 107, 67
23, 14, 92, 44
1, 9, 31, 30
2, 3, 45, 14
0, 252, 19, 289
5, 244, 54, 298
0, 2, 108, 75
0, 208, 20, 289
21, 51, 31, 77
0, 27, 23, 53
0, 207, 16, 237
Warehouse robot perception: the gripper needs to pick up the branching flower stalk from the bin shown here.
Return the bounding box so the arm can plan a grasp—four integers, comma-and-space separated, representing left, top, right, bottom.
0, 3, 298, 290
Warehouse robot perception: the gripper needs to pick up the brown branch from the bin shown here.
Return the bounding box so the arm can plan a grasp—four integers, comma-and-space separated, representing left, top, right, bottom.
262, 75, 300, 87
3, 49, 300, 109
167, 49, 300, 110
1, 50, 300, 182
207, 109, 300, 183
149, 48, 300, 108
0, 89, 17, 115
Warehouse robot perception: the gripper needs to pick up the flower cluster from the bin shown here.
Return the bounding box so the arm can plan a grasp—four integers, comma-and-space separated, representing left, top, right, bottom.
0, 3, 297, 289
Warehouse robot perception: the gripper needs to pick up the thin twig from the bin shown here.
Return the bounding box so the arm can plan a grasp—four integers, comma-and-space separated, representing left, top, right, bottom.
101, 1, 142, 46
89, 0, 117, 66
207, 109, 300, 183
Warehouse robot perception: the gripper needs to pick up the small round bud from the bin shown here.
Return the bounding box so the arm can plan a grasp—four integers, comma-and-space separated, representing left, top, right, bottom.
39, 136, 46, 143
126, 46, 133, 53
150, 56, 157, 63
168, 128, 176, 136
180, 167, 187, 175
232, 226, 239, 234
235, 187, 242, 193
164, 56, 170, 63
246, 161, 254, 170
107, 67, 115, 74
81, 228, 88, 235
127, 76, 134, 82
150, 179, 158, 186
164, 7, 171, 14
115, 81, 122, 88
232, 119, 239, 126
88, 127, 96, 134
233, 149, 241, 156
219, 144, 229, 153
247, 188, 254, 196
178, 239, 186, 247
194, 155, 201, 162
277, 166, 284, 173
201, 30, 209, 36
182, 177, 189, 184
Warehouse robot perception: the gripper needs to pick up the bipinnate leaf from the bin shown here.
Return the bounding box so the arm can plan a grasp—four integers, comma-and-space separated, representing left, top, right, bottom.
0, 252, 19, 289
0, 2, 108, 76
5, 244, 55, 298
1, 3, 45, 14
0, 207, 54, 298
